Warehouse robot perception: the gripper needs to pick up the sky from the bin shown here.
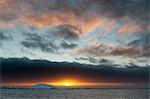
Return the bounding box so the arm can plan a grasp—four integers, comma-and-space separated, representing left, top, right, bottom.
0, 0, 149, 87
0, 0, 149, 65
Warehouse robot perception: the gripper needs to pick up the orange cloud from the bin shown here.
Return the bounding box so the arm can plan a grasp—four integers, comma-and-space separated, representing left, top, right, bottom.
111, 46, 142, 58
81, 16, 101, 33
0, 0, 103, 34
77, 43, 114, 57
0, 0, 12, 7
0, 0, 147, 37
118, 23, 144, 34
22, 14, 102, 34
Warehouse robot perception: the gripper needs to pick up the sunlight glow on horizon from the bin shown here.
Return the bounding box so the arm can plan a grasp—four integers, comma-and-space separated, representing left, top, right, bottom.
0, 77, 134, 87
0, 82, 134, 88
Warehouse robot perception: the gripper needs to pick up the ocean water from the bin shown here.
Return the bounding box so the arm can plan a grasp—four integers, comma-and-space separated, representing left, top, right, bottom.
0, 88, 149, 99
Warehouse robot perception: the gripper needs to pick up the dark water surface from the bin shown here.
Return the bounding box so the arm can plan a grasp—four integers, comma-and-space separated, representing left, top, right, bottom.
0, 88, 149, 99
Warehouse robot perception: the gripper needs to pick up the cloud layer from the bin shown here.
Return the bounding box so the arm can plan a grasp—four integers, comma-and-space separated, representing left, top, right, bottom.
0, 0, 149, 62
0, 0, 148, 31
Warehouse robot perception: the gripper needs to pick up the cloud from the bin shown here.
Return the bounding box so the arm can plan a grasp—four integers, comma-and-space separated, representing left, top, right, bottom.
21, 12, 101, 34
21, 29, 79, 53
21, 33, 58, 53
49, 24, 81, 40
77, 44, 113, 57
89, 0, 148, 22
0, 31, 12, 46
60, 41, 77, 49
75, 57, 113, 64
0, 0, 148, 34
1, 57, 149, 86
0, 0, 19, 21
0, 0, 149, 60
118, 23, 145, 34
127, 33, 150, 57
47, 0, 147, 22
111, 47, 140, 58
20, 24, 81, 52
0, 31, 11, 41
77, 38, 150, 58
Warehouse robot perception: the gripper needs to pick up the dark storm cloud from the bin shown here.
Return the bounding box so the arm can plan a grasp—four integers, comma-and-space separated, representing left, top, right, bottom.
1, 58, 149, 86
21, 33, 57, 53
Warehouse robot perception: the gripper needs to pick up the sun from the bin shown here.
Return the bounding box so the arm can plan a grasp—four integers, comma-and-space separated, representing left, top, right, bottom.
49, 79, 79, 87
63, 82, 72, 86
